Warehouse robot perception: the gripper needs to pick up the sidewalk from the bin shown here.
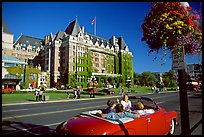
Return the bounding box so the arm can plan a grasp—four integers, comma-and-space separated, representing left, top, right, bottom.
2, 91, 177, 107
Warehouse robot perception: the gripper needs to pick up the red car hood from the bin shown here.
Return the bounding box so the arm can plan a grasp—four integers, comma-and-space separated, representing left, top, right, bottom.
64, 114, 112, 135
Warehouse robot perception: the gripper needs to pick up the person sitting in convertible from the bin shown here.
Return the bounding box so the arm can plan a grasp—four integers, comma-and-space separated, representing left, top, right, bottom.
97, 104, 140, 120
133, 101, 155, 116
104, 100, 116, 114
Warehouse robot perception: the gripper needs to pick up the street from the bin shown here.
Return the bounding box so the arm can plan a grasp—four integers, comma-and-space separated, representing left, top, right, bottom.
2, 91, 202, 135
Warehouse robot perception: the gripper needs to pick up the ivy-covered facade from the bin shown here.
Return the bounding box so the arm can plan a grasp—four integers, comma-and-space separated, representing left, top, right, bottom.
41, 19, 134, 88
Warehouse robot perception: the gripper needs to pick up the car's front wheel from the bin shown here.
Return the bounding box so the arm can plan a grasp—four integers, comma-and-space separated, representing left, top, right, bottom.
168, 119, 175, 135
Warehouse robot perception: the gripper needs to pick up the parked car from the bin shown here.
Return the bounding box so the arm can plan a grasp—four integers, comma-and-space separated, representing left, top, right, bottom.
99, 88, 115, 95
56, 96, 178, 135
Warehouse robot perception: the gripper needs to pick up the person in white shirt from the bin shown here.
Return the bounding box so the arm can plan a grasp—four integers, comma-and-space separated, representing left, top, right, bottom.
120, 94, 132, 112
133, 101, 155, 116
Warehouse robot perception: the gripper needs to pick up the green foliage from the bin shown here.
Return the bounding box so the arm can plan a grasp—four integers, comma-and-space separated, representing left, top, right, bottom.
6, 65, 41, 88
121, 53, 133, 86
133, 72, 141, 85
5, 65, 24, 78
162, 70, 177, 87
141, 72, 158, 86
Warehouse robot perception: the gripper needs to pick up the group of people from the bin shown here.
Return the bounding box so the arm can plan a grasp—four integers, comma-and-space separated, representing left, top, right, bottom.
34, 87, 45, 102
97, 94, 155, 120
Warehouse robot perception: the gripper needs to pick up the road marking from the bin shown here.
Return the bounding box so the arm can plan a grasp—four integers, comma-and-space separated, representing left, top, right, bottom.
2, 105, 106, 120
156, 101, 166, 104
45, 122, 62, 126
2, 108, 29, 113
3, 122, 62, 135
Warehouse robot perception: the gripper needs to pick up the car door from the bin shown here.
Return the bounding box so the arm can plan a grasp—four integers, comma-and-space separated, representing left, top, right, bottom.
147, 110, 166, 135
132, 116, 148, 135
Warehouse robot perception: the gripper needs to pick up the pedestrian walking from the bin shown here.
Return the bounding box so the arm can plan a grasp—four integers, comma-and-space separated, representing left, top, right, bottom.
77, 88, 80, 99
74, 88, 78, 99
34, 89, 39, 101
39, 87, 44, 102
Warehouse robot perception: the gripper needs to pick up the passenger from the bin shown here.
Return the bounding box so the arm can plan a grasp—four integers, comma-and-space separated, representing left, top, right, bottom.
133, 101, 155, 115
99, 104, 140, 120
104, 100, 116, 114
116, 98, 120, 105
120, 94, 132, 112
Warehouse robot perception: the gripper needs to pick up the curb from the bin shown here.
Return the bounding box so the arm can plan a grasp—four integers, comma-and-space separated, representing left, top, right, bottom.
2, 95, 120, 107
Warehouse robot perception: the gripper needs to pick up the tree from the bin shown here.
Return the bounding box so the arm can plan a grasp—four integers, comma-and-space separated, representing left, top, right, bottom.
5, 65, 24, 78
141, 72, 158, 87
162, 70, 177, 87
133, 72, 141, 85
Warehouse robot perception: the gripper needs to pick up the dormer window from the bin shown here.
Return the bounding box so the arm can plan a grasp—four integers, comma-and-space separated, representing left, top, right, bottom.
16, 47, 20, 50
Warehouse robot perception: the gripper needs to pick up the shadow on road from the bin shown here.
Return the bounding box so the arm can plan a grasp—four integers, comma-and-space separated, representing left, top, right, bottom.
2, 120, 57, 135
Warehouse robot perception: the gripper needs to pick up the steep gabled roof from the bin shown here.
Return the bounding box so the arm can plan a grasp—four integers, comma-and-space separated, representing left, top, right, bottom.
2, 19, 13, 34
65, 19, 81, 36
13, 35, 43, 49
55, 31, 64, 40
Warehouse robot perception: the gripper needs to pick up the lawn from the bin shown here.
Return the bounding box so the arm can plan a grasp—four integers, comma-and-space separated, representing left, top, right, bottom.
2, 93, 69, 103
2, 86, 166, 103
2, 92, 97, 103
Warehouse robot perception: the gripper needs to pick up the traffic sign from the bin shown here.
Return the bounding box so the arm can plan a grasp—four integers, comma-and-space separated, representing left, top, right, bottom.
172, 47, 185, 70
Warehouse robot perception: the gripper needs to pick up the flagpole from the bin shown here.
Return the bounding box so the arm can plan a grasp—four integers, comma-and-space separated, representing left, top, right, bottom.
94, 17, 96, 35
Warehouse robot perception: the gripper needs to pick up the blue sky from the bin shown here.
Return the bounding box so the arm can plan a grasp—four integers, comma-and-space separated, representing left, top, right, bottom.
2, 2, 202, 74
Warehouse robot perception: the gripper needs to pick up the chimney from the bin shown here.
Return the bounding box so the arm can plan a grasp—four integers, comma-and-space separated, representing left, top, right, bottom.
112, 36, 116, 45
81, 26, 84, 33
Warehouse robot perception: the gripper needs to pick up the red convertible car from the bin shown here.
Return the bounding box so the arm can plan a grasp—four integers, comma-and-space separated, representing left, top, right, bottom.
56, 96, 178, 135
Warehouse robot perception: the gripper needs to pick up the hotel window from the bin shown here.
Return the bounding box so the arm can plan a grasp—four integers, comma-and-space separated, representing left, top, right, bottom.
95, 58, 99, 62
96, 63, 99, 67
95, 53, 99, 57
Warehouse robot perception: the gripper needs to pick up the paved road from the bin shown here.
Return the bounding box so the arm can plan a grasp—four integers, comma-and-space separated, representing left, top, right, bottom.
2, 91, 202, 135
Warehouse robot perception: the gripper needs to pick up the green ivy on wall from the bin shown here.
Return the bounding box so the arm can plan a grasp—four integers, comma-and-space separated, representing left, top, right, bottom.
6, 65, 41, 88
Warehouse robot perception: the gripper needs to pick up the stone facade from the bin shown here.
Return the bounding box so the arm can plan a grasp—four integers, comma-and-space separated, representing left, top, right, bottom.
35, 19, 134, 87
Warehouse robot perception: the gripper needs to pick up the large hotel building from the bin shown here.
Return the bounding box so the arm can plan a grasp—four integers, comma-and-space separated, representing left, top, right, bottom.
34, 19, 134, 88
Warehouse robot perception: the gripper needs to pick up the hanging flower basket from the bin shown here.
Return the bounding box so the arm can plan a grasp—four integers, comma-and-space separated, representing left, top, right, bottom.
141, 2, 202, 60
